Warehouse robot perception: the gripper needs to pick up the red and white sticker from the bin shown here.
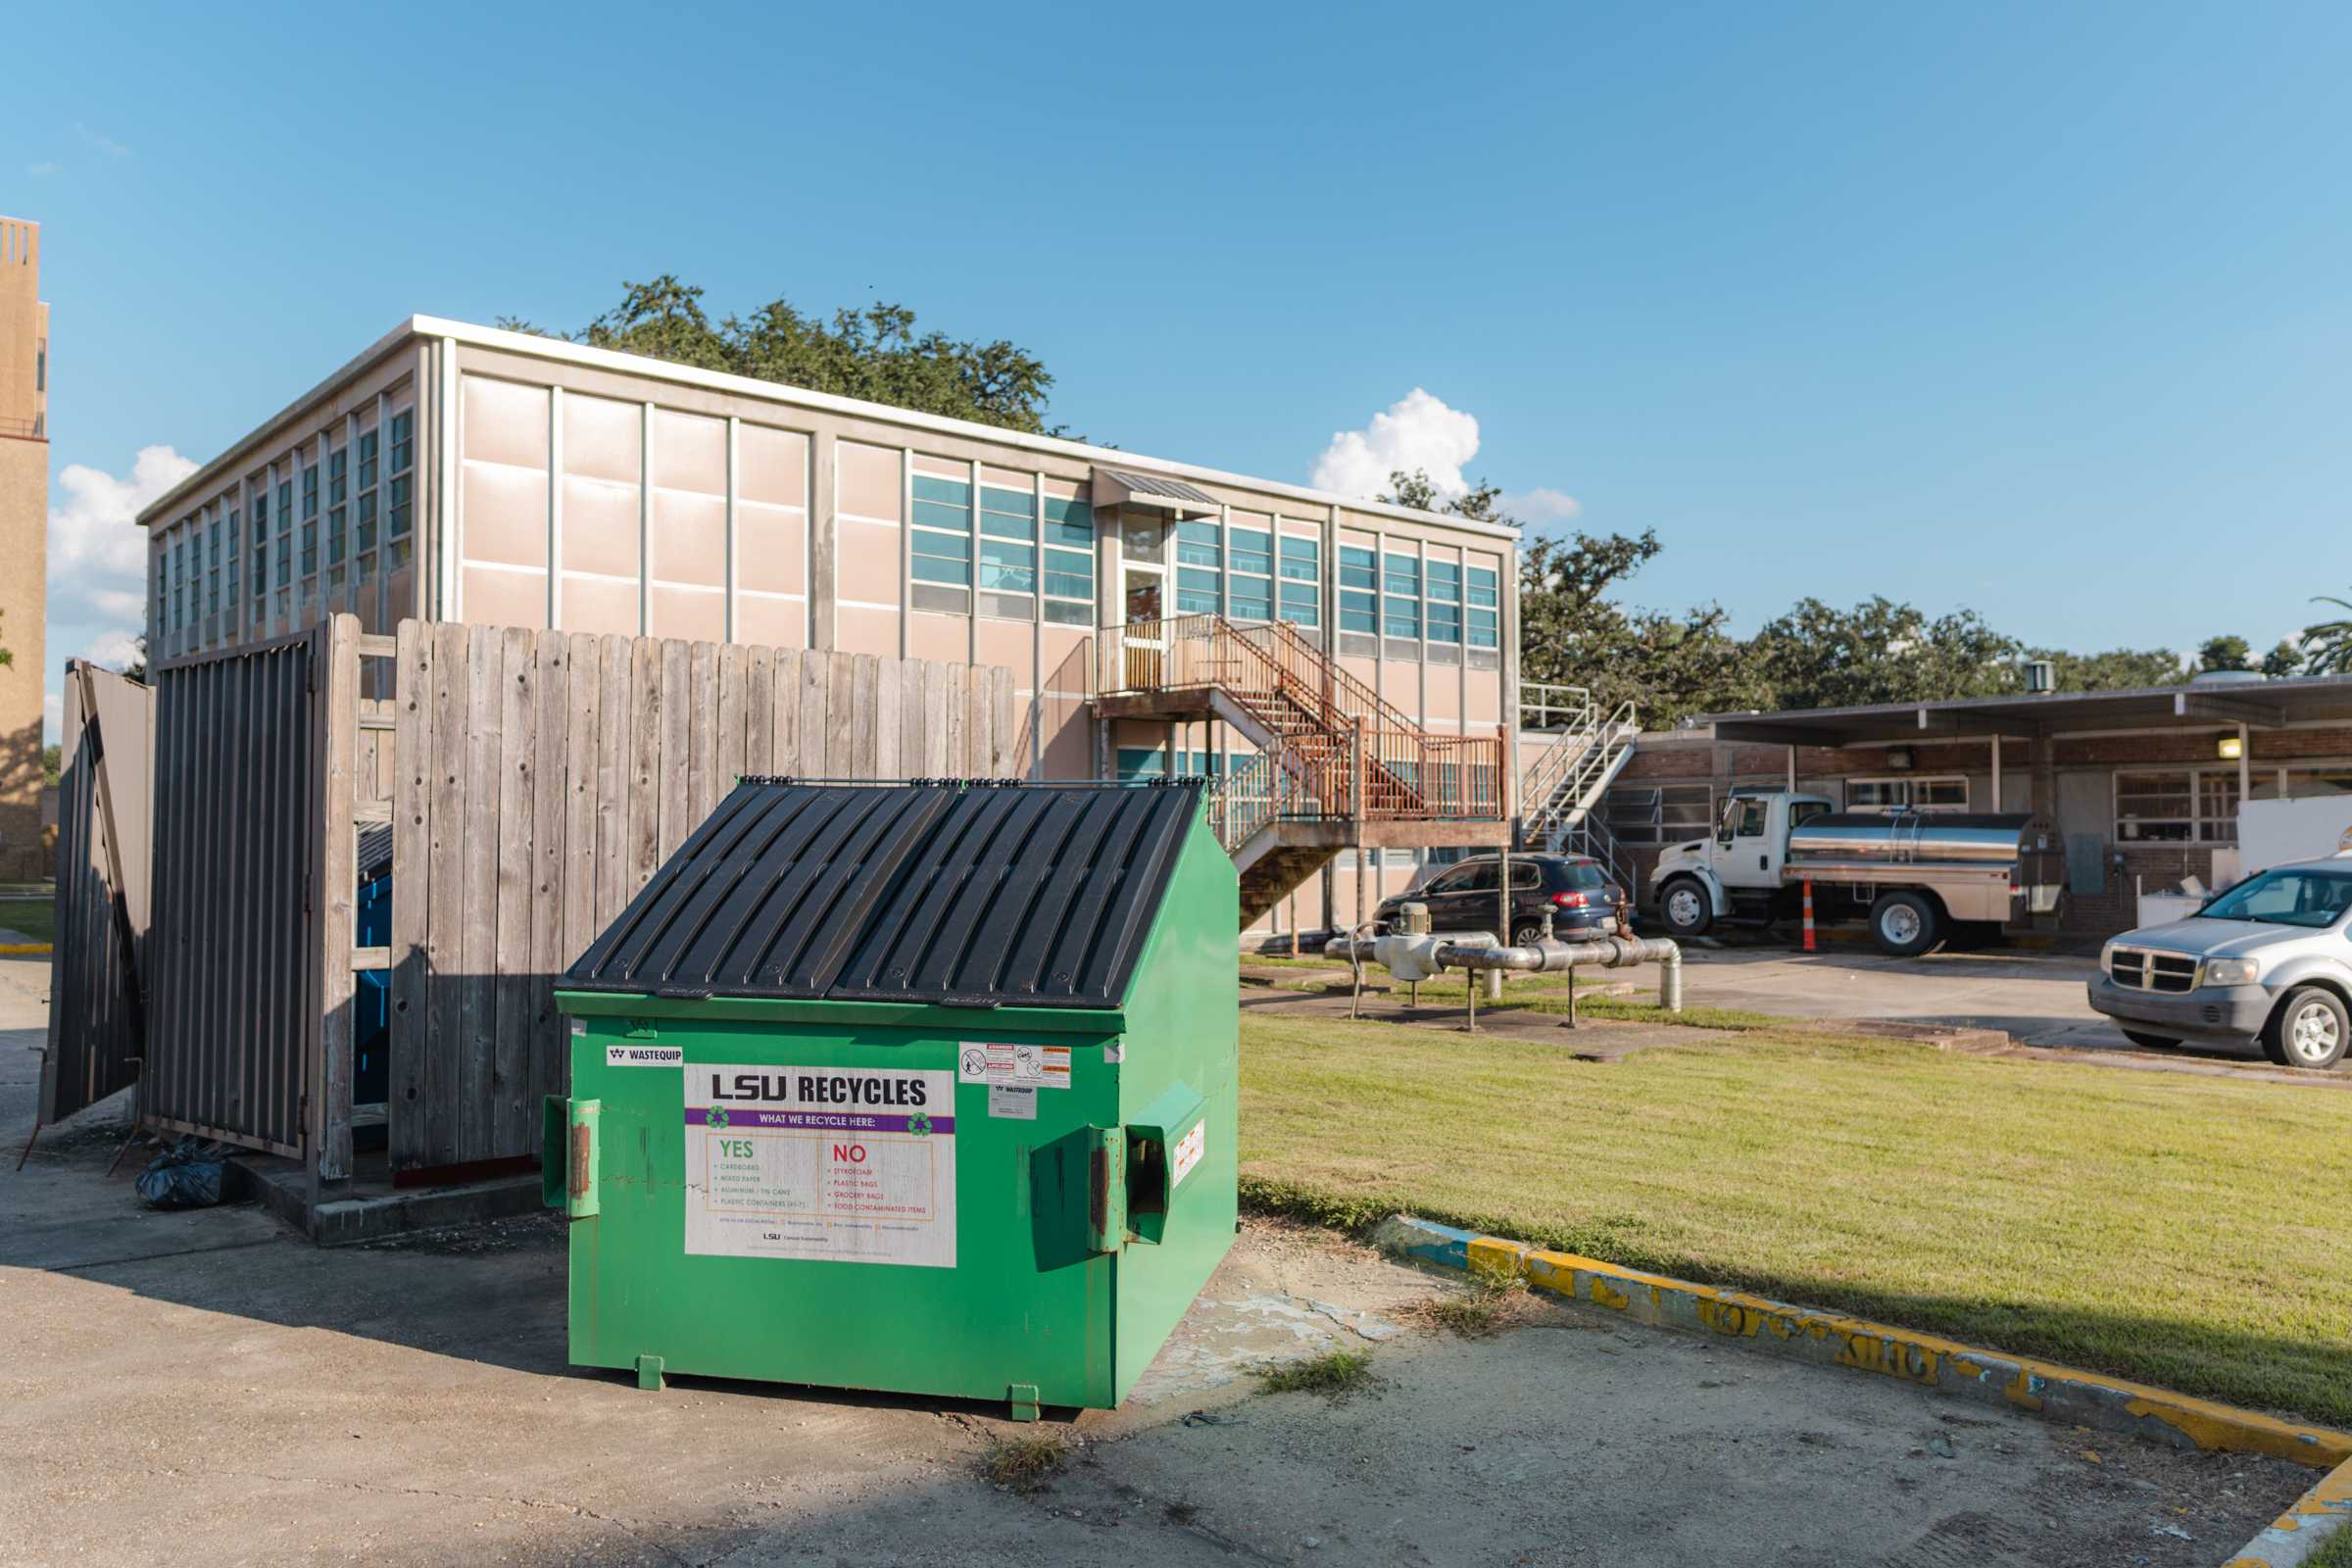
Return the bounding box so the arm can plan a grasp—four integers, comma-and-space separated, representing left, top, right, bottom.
956, 1042, 1070, 1090
1171, 1121, 1205, 1188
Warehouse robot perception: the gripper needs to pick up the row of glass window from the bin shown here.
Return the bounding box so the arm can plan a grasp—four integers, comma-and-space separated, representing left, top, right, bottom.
161, 410, 416, 641
909, 471, 1097, 626
1171, 521, 1323, 626
1338, 546, 1499, 647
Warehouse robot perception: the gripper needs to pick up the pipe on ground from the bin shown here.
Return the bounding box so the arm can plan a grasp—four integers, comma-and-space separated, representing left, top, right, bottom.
1320, 933, 1685, 1012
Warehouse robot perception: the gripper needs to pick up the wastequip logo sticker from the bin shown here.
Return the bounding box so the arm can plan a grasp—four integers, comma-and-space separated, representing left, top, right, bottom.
682, 1065, 956, 1268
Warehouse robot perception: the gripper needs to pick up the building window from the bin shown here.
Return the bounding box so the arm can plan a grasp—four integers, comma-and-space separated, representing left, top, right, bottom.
357, 491, 377, 553
1847, 777, 1968, 812
977, 483, 1037, 616
2115, 768, 2238, 843
910, 472, 973, 610
1176, 520, 1222, 616
387, 411, 415, 539
1382, 551, 1421, 643
1603, 783, 1715, 847
327, 445, 347, 507
358, 429, 378, 491
301, 463, 318, 522
1425, 558, 1462, 656
1227, 524, 1273, 621
1278, 534, 1320, 628
1042, 494, 1094, 626
1339, 545, 1377, 641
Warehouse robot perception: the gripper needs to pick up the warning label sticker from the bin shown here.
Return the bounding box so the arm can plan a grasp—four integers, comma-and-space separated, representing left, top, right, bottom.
1171, 1121, 1205, 1188
956, 1041, 1070, 1090
606, 1044, 683, 1068
683, 1064, 956, 1268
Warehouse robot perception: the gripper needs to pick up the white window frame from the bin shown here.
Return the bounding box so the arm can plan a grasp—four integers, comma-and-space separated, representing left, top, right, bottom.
2114, 766, 2238, 844
1846, 775, 1969, 812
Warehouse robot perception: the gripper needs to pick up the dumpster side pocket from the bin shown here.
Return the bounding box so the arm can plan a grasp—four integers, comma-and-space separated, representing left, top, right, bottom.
1122, 1084, 1207, 1248
543, 1097, 600, 1219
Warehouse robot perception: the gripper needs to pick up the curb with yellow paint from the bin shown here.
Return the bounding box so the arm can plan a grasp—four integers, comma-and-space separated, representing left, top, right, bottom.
0, 943, 49, 956
1375, 1214, 2352, 1562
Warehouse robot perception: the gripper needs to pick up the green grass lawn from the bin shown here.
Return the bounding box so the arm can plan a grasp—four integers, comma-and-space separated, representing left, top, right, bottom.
1238, 1011, 2352, 1429
0, 896, 54, 945
2310, 1522, 2352, 1568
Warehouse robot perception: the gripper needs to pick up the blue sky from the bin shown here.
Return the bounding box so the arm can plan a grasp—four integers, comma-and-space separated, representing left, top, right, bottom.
14, 1, 2352, 735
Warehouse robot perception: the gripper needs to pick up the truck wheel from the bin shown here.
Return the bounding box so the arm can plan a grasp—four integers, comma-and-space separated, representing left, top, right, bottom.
1868, 891, 1943, 957
2263, 987, 2348, 1069
1659, 879, 1713, 939
2121, 1030, 2180, 1050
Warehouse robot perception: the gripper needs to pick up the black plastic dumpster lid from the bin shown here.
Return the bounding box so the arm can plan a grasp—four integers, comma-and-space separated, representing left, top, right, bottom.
563, 779, 1204, 1009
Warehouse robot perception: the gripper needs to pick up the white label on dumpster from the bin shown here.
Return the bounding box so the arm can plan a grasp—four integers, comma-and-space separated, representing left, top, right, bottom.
683, 1064, 956, 1268
606, 1044, 682, 1067
1171, 1120, 1205, 1188
988, 1084, 1038, 1120
956, 1041, 1070, 1089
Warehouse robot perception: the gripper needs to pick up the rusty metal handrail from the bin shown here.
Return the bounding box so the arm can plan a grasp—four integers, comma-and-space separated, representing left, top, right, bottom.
1108, 613, 1505, 826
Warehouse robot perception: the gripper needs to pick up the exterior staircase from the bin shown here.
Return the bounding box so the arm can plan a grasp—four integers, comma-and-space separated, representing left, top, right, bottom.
1517, 684, 1641, 892
1097, 614, 1509, 928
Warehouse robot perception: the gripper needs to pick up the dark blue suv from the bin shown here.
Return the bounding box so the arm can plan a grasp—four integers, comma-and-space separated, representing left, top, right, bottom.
1374, 854, 1627, 946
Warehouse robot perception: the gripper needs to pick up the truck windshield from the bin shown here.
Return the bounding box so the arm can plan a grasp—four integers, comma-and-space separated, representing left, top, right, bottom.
2200, 867, 2352, 928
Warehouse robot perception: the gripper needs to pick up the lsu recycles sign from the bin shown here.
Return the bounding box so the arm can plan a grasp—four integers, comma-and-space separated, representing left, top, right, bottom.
683, 1064, 957, 1268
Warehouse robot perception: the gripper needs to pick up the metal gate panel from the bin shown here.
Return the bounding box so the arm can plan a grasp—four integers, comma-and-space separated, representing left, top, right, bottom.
144, 628, 324, 1158
39, 662, 155, 1124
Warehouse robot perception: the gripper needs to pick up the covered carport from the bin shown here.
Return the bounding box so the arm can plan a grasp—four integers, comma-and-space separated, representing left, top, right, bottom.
1700, 672, 2352, 938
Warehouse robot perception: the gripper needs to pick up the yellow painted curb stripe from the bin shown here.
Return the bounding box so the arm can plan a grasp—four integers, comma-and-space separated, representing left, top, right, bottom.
2222, 1453, 2352, 1567
1458, 1233, 2352, 1471
0, 943, 50, 956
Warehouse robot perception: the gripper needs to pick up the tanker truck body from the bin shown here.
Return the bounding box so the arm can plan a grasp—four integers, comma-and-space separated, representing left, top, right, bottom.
1648, 791, 2063, 956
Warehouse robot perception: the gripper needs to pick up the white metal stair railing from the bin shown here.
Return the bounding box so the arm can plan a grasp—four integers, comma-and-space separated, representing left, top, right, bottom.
1560, 814, 1638, 900
1519, 689, 1640, 850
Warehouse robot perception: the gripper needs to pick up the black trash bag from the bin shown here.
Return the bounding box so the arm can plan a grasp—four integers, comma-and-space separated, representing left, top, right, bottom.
135, 1139, 227, 1210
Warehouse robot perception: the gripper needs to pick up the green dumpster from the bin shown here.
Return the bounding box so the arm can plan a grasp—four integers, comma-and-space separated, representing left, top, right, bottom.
546, 778, 1238, 1417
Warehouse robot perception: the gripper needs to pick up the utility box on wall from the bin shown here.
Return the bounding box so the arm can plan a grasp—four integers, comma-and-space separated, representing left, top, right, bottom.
547, 778, 1238, 1417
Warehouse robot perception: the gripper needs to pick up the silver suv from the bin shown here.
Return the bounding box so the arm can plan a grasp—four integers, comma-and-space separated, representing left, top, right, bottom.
2087, 857, 2352, 1069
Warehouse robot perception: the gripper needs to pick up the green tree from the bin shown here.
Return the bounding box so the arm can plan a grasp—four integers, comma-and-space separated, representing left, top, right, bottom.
2262, 639, 2303, 679
2023, 646, 2185, 691
41, 744, 60, 788
2196, 634, 2254, 673
513, 275, 1062, 435
2303, 591, 2352, 675
1747, 597, 2019, 710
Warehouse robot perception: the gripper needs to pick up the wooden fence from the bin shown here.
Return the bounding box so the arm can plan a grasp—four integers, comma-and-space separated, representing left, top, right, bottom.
374, 621, 1018, 1179
39, 662, 155, 1130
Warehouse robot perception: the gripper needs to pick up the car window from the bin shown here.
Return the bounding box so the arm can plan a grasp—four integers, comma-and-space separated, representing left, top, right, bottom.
1558, 862, 1606, 891
1420, 866, 1471, 897
2203, 867, 2352, 927
1510, 861, 1544, 890
1790, 801, 1834, 830
1735, 798, 1769, 838
1450, 862, 1498, 894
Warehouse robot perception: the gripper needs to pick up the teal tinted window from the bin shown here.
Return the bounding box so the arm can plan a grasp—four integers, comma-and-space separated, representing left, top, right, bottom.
1279, 579, 1320, 627
1427, 560, 1460, 601
1340, 545, 1376, 589
1279, 535, 1319, 581
1229, 579, 1273, 621
978, 536, 1035, 593
1383, 552, 1419, 598
1176, 565, 1221, 614
1469, 608, 1499, 649
1176, 521, 1221, 567
1467, 565, 1498, 608
1341, 590, 1376, 633
911, 474, 968, 505
1044, 495, 1095, 547
1427, 599, 1462, 643
1230, 528, 1272, 576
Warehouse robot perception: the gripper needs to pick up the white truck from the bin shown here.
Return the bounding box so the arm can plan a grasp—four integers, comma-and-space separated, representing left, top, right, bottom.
1648, 791, 2065, 956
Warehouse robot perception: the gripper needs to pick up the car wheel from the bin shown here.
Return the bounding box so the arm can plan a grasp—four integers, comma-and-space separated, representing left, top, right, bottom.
1510, 921, 1549, 948
2120, 1030, 2180, 1050
2264, 987, 2349, 1069
1659, 878, 1713, 939
1868, 891, 1943, 958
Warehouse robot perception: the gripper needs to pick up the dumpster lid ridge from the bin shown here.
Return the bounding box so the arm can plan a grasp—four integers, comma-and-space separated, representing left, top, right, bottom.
563, 780, 1204, 1009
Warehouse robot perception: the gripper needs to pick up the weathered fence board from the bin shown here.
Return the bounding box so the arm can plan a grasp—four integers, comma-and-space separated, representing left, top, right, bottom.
386, 622, 1015, 1174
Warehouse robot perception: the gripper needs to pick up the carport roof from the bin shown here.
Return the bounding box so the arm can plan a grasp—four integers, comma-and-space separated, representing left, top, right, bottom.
1702, 673, 2352, 748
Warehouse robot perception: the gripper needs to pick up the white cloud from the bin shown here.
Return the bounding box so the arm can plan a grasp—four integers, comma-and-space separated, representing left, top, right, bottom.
26, 160, 60, 178
1499, 486, 1582, 523
44, 445, 196, 735
1311, 388, 1484, 504
1310, 389, 1582, 524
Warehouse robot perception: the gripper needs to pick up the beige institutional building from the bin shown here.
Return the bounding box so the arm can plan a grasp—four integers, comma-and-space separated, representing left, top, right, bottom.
0, 217, 47, 881
137, 318, 1542, 934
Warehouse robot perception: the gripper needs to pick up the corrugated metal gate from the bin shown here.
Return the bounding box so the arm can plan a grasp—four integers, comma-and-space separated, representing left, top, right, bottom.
144, 628, 329, 1159
40, 662, 155, 1126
